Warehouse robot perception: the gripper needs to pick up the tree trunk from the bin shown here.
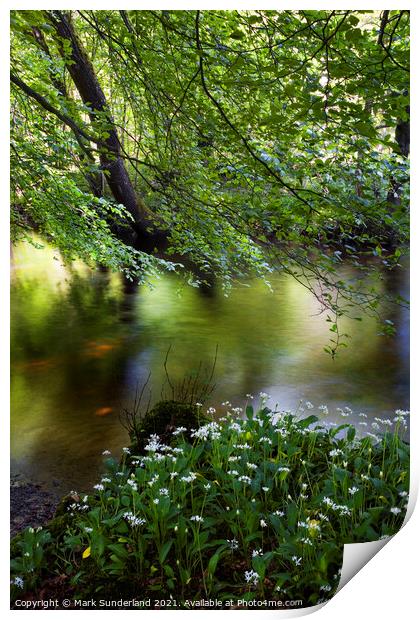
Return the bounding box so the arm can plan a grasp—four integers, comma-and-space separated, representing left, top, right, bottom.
31, 26, 104, 199
49, 10, 155, 247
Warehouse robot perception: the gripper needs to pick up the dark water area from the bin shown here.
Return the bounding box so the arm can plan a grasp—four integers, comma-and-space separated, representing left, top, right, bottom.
10, 240, 409, 495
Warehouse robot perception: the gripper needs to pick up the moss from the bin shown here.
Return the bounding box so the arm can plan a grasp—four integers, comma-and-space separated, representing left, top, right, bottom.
46, 514, 74, 540
130, 399, 209, 452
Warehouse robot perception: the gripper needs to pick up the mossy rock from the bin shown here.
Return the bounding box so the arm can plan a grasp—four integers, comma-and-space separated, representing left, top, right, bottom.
46, 514, 74, 541
130, 399, 209, 453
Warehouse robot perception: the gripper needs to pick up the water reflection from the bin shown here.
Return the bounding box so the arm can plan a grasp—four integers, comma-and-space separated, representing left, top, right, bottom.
10, 241, 409, 493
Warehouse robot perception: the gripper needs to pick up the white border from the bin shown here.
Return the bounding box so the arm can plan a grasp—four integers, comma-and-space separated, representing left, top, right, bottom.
2, 3, 417, 618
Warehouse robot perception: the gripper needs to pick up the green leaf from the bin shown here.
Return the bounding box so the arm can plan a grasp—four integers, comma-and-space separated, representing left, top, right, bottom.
159, 539, 174, 565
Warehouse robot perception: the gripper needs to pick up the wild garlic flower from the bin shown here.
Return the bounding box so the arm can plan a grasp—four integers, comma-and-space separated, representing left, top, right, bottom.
173, 426, 187, 436
11, 576, 24, 589
127, 479, 138, 491
159, 488, 169, 496
181, 472, 197, 483
93, 484, 104, 491
190, 515, 204, 523
102, 450, 111, 455
292, 555, 302, 566
247, 462, 258, 470
245, 570, 259, 586
348, 486, 359, 495
272, 510, 285, 517
123, 512, 146, 527
227, 538, 239, 550
238, 475, 252, 485
260, 519, 267, 528
122, 447, 131, 454
233, 443, 251, 450
144, 435, 162, 452
390, 506, 401, 515
191, 422, 221, 441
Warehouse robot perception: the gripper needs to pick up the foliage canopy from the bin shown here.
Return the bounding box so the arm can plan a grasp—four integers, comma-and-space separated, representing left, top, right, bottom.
10, 10, 409, 341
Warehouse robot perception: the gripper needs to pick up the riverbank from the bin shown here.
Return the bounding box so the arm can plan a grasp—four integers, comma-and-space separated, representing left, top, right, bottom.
10, 401, 409, 608
10, 475, 60, 538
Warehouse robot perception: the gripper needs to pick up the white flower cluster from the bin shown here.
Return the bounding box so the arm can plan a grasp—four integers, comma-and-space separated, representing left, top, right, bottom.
190, 515, 204, 523
144, 434, 163, 452
233, 443, 251, 450
245, 570, 260, 585
191, 421, 222, 441
127, 479, 138, 491
123, 512, 146, 527
272, 510, 285, 517
68, 502, 89, 513
322, 497, 351, 516
172, 426, 187, 436
11, 576, 24, 589
329, 449, 344, 458
180, 472, 197, 483
247, 462, 258, 470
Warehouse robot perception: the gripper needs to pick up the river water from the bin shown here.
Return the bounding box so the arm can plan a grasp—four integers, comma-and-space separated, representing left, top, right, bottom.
10, 240, 409, 494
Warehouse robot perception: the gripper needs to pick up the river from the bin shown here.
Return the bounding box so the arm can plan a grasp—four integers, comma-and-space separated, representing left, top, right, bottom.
10, 240, 409, 494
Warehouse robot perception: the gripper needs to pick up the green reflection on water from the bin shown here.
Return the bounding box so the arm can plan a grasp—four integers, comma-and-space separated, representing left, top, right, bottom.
10, 240, 409, 493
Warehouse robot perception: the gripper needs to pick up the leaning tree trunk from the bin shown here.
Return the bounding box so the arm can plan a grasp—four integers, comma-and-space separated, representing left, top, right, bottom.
48, 10, 155, 247
30, 26, 104, 199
